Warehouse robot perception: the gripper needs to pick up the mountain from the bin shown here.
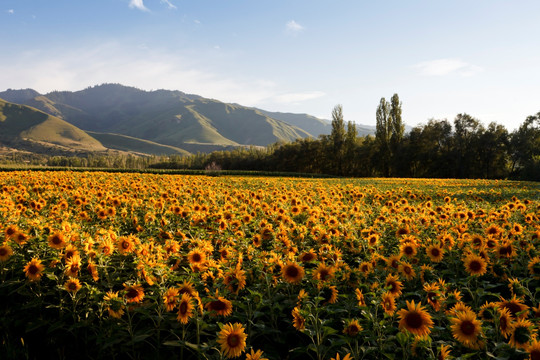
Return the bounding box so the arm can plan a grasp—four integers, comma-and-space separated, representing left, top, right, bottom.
0, 84, 378, 155
0, 99, 106, 153
0, 84, 316, 152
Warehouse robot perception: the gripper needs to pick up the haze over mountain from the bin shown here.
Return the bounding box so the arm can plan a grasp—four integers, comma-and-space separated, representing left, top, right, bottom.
0, 84, 376, 156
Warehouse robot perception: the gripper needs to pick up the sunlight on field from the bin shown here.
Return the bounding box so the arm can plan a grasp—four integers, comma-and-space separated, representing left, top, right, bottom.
1, 171, 539, 359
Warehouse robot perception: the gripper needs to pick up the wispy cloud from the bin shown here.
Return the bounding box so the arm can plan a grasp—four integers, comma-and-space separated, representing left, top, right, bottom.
273, 91, 325, 104
160, 0, 177, 10
0, 42, 279, 107
7, 9, 14, 14
285, 20, 304, 34
129, 0, 149, 12
414, 58, 483, 77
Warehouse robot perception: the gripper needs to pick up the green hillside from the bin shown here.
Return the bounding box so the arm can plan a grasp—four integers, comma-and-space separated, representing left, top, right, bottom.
87, 131, 191, 155
0, 99, 106, 152
0, 84, 376, 154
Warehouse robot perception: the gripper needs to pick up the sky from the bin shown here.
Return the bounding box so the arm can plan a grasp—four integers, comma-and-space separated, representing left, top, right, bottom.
1, 0, 539, 130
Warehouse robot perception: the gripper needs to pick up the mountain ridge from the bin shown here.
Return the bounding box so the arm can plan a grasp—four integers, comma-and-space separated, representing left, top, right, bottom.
0, 83, 377, 156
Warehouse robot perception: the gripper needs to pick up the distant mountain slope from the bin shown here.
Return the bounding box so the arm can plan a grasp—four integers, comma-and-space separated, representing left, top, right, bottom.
0, 84, 378, 154
0, 99, 106, 152
87, 131, 191, 156
0, 85, 322, 150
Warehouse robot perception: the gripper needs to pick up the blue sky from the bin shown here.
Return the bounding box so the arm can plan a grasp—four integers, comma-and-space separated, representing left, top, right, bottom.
2, 0, 539, 130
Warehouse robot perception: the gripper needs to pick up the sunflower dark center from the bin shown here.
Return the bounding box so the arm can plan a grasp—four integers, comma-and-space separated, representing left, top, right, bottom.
514, 326, 530, 344
286, 266, 299, 278
122, 241, 130, 249
28, 264, 39, 274
227, 334, 240, 348
503, 303, 522, 317
404, 246, 414, 255
126, 288, 139, 299
179, 301, 188, 314
52, 236, 62, 244
469, 260, 482, 272
0, 248, 7, 256
460, 320, 476, 336
405, 312, 423, 329
530, 349, 540, 360
500, 316, 508, 330
210, 300, 226, 311
431, 248, 440, 257
192, 253, 202, 262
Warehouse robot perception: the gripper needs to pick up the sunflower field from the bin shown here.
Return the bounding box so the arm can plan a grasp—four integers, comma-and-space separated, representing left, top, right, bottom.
0, 171, 539, 360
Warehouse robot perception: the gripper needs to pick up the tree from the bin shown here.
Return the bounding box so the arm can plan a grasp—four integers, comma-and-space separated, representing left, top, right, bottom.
330, 104, 346, 175
375, 97, 391, 176
510, 111, 540, 179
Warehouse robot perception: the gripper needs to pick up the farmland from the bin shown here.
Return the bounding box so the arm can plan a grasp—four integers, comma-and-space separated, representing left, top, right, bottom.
1, 171, 539, 359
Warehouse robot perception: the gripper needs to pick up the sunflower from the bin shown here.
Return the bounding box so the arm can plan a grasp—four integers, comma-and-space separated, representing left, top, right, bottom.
206, 294, 233, 317
13, 231, 29, 246
104, 291, 124, 318
358, 261, 373, 277
117, 236, 136, 254
188, 248, 206, 265
381, 291, 397, 316
426, 244, 444, 262
313, 262, 335, 283
527, 339, 540, 360
509, 318, 534, 350
438, 344, 452, 360
4, 225, 18, 238
329, 353, 352, 360
400, 242, 418, 259
163, 287, 179, 312
0, 243, 13, 262
478, 302, 498, 322
48, 231, 67, 249
497, 307, 514, 338
177, 280, 197, 297
124, 283, 145, 303
321, 285, 338, 304
64, 278, 82, 294
343, 319, 363, 336
399, 262, 416, 280
24, 258, 45, 281
298, 249, 317, 263
463, 253, 487, 276
279, 261, 304, 284
424, 282, 442, 312
217, 323, 247, 359
386, 254, 401, 270
486, 224, 502, 237
450, 310, 484, 349
385, 274, 403, 298
292, 306, 305, 331
64, 254, 81, 278
224, 265, 247, 294
87, 261, 99, 281
245, 349, 268, 360
528, 257, 540, 279
355, 288, 366, 307
177, 293, 195, 324
397, 300, 434, 337
498, 295, 530, 319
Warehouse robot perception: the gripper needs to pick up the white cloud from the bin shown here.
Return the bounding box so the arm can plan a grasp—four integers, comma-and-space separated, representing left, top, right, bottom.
0, 42, 278, 107
273, 91, 325, 104
160, 0, 177, 10
129, 0, 149, 12
7, 9, 14, 14
286, 20, 304, 33
414, 59, 483, 77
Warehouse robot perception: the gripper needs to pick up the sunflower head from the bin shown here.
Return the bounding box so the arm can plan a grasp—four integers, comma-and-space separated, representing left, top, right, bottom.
217, 323, 247, 359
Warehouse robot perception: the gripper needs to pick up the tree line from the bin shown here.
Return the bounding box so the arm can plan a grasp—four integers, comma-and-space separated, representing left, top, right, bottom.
151, 95, 539, 181
4, 94, 538, 180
